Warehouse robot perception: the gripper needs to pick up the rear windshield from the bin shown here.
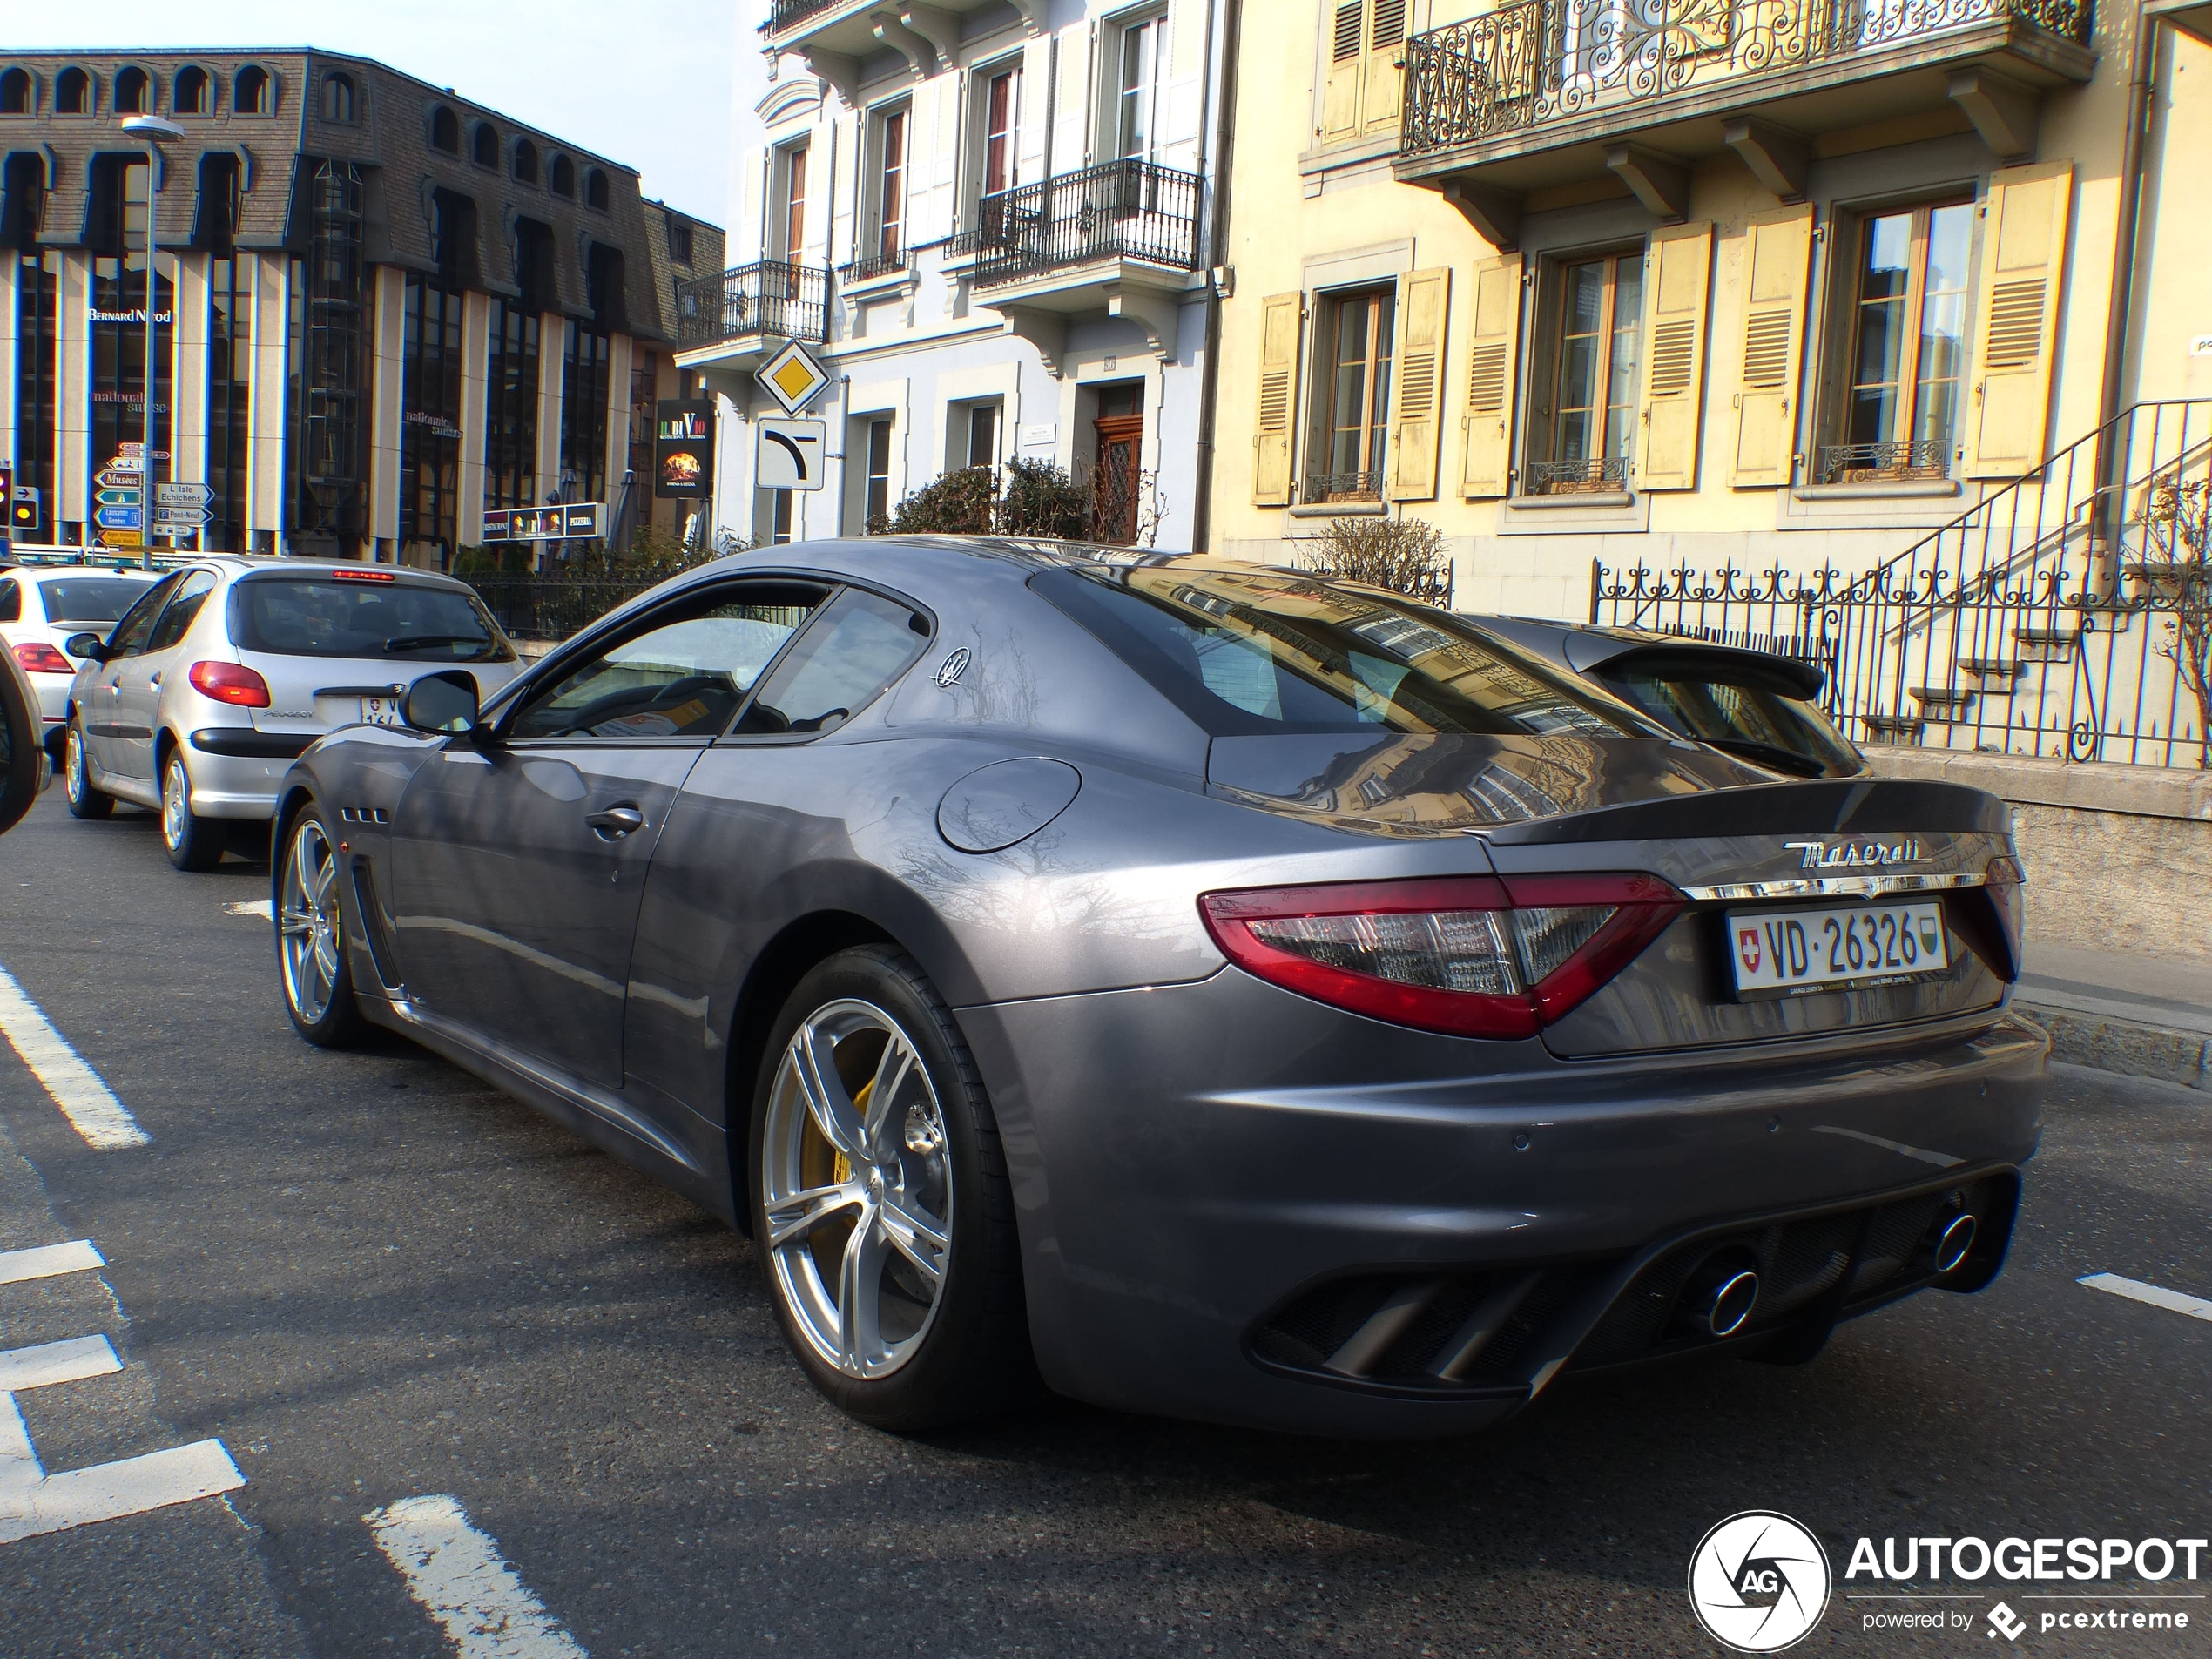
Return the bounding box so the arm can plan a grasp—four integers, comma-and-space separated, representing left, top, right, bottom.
230, 577, 516, 663
1034, 564, 1657, 739
40, 577, 154, 624
1595, 655, 1864, 777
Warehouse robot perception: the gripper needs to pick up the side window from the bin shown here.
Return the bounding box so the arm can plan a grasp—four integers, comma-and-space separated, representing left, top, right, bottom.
734, 589, 927, 738
105, 575, 183, 658
508, 584, 826, 742
145, 570, 219, 654
0, 581, 17, 624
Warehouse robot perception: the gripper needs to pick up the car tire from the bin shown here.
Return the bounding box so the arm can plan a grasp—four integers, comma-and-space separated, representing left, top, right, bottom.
160, 747, 226, 872
276, 806, 367, 1049
64, 720, 114, 820
750, 945, 1033, 1432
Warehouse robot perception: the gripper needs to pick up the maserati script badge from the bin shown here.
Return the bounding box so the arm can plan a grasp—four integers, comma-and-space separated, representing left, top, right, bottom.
933, 646, 971, 689
1784, 839, 1923, 869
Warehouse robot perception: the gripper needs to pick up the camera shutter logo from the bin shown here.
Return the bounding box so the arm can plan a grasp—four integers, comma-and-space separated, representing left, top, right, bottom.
1687, 1511, 1831, 1653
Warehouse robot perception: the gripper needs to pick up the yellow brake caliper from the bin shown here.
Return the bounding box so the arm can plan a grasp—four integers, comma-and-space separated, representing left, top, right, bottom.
833, 1079, 873, 1187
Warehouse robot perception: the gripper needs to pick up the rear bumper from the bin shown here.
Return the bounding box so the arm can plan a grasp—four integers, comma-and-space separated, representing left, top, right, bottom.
957, 968, 2047, 1437
175, 737, 300, 819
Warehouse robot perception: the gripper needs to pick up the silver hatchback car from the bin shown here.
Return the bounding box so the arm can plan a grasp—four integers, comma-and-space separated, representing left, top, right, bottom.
62, 556, 523, 869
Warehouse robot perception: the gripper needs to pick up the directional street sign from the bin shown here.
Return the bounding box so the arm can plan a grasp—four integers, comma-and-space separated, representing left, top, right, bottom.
95, 507, 143, 530
96, 487, 142, 508
758, 340, 831, 417
155, 482, 214, 508
97, 469, 139, 490
756, 418, 826, 491
152, 507, 212, 528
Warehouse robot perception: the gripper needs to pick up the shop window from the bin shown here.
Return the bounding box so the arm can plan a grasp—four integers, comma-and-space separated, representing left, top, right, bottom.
1318, 0, 1405, 145
513, 138, 538, 185
322, 73, 355, 124
57, 67, 91, 115
1819, 200, 1972, 484
1305, 286, 1395, 503
430, 105, 459, 152
550, 153, 574, 197
472, 122, 498, 168
116, 67, 152, 115
584, 167, 609, 211
0, 69, 30, 115
174, 66, 212, 115
1525, 251, 1642, 494
234, 65, 272, 116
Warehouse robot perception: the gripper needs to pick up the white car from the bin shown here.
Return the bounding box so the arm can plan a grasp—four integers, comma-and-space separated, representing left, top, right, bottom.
0, 563, 162, 765
62, 556, 527, 869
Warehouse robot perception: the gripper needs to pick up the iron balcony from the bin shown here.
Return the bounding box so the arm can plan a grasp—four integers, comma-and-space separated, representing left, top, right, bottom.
968, 159, 1204, 288
673, 260, 829, 352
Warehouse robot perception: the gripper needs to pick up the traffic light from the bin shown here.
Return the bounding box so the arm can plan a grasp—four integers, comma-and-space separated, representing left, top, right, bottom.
10, 486, 40, 539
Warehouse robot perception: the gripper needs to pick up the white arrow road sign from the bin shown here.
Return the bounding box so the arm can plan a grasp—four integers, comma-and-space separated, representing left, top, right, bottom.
153, 482, 214, 508
757, 418, 827, 491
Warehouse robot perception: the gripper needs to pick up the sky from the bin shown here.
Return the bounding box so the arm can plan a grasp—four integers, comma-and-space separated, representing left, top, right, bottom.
13, 0, 757, 230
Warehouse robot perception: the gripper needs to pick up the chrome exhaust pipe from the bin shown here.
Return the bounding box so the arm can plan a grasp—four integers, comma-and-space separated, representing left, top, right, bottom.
1930, 1212, 1978, 1275
1678, 1257, 1761, 1339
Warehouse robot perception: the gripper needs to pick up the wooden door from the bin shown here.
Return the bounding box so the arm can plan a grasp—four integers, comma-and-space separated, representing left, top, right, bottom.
1093, 412, 1144, 543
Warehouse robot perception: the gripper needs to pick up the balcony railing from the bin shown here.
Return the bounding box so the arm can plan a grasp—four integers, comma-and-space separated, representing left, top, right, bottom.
760, 0, 842, 33
674, 260, 827, 347
1401, 0, 2089, 157
1526, 454, 1631, 494
1817, 438, 1950, 484
971, 159, 1203, 287
841, 248, 910, 286
1303, 469, 1385, 503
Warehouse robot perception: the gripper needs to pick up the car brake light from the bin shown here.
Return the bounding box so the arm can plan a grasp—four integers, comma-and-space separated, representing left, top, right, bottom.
12, 642, 73, 675
1199, 873, 1687, 1039
331, 569, 398, 582
188, 659, 272, 708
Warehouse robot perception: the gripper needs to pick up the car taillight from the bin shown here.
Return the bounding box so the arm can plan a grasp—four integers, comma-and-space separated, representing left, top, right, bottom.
331, 569, 398, 582
1199, 873, 1687, 1040
12, 642, 73, 675
1981, 853, 2027, 975
188, 659, 272, 708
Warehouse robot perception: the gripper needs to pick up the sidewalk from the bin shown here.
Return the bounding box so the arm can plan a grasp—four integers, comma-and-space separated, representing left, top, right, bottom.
2013, 941, 2212, 1092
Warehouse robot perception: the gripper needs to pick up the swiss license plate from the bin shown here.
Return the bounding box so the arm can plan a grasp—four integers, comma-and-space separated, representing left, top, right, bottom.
358, 695, 403, 727
1726, 901, 1949, 998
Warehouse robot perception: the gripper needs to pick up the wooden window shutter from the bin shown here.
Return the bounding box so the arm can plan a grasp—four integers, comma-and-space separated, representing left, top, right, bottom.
1965, 162, 2072, 480
1637, 222, 1714, 492
1321, 2, 1364, 144
1387, 266, 1450, 502
1252, 292, 1304, 507
1363, 0, 1406, 135
1729, 204, 1812, 489
1460, 253, 1522, 500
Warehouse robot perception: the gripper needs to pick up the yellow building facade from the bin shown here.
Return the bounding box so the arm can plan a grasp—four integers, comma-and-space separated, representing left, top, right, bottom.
1210, 0, 2212, 623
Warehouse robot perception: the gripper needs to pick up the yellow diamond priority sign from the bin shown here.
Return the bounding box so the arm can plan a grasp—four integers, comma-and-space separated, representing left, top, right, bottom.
759, 340, 831, 417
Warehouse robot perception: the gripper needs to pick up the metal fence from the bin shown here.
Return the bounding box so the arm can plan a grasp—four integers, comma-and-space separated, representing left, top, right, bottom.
1401, 0, 2087, 157
460, 576, 669, 644
674, 260, 828, 347
1590, 401, 2212, 770
974, 160, 1203, 287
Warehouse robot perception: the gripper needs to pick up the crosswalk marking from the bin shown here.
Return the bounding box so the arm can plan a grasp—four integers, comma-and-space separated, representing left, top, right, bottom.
0, 1239, 105, 1285
367, 1494, 588, 1659
0, 964, 150, 1150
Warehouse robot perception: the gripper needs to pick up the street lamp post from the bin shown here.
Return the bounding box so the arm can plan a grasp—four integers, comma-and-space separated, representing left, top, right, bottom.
120, 116, 185, 566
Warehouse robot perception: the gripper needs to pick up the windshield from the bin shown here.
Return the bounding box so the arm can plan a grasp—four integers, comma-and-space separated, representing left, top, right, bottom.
230, 577, 515, 663
1035, 564, 1659, 739
1596, 656, 1864, 777
40, 577, 155, 624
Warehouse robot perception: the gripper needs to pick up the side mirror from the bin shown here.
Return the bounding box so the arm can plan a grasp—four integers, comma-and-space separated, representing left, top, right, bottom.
401, 670, 482, 737
63, 632, 108, 663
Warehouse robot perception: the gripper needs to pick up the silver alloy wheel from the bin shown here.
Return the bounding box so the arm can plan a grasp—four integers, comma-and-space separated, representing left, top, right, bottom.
161, 752, 190, 851
761, 998, 953, 1379
280, 818, 344, 1026
65, 725, 88, 803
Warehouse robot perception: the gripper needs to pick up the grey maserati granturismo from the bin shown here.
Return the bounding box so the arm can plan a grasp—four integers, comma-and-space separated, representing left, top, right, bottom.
270, 539, 2046, 1437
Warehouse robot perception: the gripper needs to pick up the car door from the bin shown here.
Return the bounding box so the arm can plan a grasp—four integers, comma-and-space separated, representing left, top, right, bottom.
113, 568, 219, 782
82, 573, 180, 775
388, 578, 827, 1090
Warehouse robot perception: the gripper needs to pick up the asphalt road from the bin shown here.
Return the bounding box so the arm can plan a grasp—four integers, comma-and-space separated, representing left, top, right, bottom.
0, 786, 2208, 1658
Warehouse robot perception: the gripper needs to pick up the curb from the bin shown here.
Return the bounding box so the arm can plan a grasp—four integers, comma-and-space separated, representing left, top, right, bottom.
2015, 1002, 2212, 1092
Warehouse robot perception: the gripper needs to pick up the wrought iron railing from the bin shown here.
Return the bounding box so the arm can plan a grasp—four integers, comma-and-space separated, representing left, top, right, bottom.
1402, 0, 2089, 157
1590, 402, 2212, 769
972, 159, 1203, 287
1527, 454, 1631, 494
841, 248, 909, 285
1817, 439, 1949, 484
674, 260, 828, 347
1304, 469, 1386, 503
759, 0, 844, 33
457, 576, 669, 642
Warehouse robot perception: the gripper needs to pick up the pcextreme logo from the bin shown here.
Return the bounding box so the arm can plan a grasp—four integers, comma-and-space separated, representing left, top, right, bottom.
1687, 1511, 1833, 1653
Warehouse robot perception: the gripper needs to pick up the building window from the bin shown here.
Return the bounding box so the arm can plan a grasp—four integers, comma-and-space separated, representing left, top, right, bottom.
116, 67, 152, 115
472, 123, 498, 168
513, 138, 538, 185
0, 69, 31, 116
400, 231, 464, 561
867, 106, 907, 272
287, 159, 369, 552
430, 105, 459, 152
193, 153, 241, 249
321, 73, 355, 124
208, 256, 252, 550
561, 320, 612, 509
14, 250, 59, 541
1, 151, 44, 246
234, 66, 272, 116
864, 417, 894, 529
670, 214, 697, 266
174, 66, 211, 115
974, 64, 1017, 233
1823, 200, 1973, 484
961, 401, 1001, 469
56, 68, 91, 115
1307, 287, 1395, 502
625, 347, 659, 544
483, 299, 541, 514
1320, 0, 1406, 144
1527, 251, 1642, 493
584, 167, 609, 211
90, 159, 172, 527
1115, 17, 1165, 162
550, 154, 575, 197
771, 145, 805, 261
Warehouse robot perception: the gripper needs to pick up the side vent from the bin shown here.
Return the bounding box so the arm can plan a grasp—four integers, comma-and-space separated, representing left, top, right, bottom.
349, 859, 403, 992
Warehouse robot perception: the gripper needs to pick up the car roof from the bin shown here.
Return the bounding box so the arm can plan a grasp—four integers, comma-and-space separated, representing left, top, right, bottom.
10, 563, 161, 582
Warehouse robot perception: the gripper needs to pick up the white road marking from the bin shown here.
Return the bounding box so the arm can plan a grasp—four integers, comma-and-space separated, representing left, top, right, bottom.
0, 1239, 105, 1285
2079, 1271, 2212, 1325
367, 1494, 588, 1659
222, 900, 274, 921
0, 1335, 246, 1544
0, 965, 150, 1150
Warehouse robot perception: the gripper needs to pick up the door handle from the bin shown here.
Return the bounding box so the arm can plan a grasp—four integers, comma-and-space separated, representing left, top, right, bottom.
585, 804, 646, 840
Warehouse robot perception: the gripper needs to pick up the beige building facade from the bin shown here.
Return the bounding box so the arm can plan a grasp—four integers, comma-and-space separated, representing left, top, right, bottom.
1209, 0, 2212, 622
